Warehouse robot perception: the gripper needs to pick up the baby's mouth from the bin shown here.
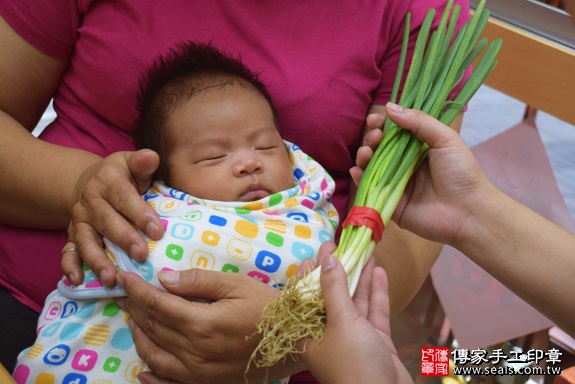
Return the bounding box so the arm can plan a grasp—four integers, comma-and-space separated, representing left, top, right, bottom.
239, 185, 270, 201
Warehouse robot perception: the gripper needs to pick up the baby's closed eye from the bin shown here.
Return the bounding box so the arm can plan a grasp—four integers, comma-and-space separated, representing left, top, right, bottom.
196, 153, 227, 163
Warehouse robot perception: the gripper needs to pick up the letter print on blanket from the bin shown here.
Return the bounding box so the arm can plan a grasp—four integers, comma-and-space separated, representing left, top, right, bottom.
14, 141, 339, 384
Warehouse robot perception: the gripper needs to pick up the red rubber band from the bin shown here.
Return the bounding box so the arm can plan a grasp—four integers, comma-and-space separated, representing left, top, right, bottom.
342, 206, 385, 243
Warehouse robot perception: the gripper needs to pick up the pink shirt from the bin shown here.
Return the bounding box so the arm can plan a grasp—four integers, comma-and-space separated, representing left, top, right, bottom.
0, 0, 469, 312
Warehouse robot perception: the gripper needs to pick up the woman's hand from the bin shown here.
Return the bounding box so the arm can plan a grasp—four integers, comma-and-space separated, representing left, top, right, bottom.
114, 268, 304, 384
350, 113, 385, 186
62, 149, 163, 287
300, 256, 413, 384
384, 102, 493, 245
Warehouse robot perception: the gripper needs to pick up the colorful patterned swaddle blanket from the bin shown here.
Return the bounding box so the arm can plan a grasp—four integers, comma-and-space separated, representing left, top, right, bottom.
14, 141, 339, 384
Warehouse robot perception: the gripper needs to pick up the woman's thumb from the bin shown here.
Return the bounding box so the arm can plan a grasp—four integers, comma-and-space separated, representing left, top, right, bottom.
320, 256, 354, 316
127, 149, 160, 192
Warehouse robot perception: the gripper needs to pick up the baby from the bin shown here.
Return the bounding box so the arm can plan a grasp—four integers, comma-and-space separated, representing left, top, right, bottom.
14, 42, 338, 384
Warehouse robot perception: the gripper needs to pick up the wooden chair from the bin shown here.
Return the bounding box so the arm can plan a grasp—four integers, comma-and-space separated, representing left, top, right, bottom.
478, 13, 575, 125
0, 363, 16, 384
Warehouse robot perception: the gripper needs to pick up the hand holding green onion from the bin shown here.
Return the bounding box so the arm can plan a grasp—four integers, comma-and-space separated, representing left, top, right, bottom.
250, 0, 502, 370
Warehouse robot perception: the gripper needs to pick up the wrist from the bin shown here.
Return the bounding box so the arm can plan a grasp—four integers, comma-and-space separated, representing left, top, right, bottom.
452, 181, 508, 255
65, 151, 103, 214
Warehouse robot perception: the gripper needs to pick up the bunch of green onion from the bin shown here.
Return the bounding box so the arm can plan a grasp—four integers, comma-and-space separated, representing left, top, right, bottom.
250, 0, 502, 369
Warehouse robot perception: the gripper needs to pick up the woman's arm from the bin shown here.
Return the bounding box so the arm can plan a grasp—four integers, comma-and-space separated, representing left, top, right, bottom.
0, 15, 97, 227
352, 103, 464, 314
0, 16, 163, 285
455, 182, 575, 337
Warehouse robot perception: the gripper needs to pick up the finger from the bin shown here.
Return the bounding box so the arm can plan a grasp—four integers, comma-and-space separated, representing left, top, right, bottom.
368, 266, 399, 355
316, 241, 337, 266
156, 267, 277, 303
294, 241, 336, 278
295, 258, 316, 277
72, 221, 117, 287
127, 318, 189, 384
95, 180, 160, 260
60, 240, 83, 286
295, 241, 337, 279
365, 113, 386, 134
138, 372, 180, 384
349, 165, 364, 187
115, 279, 194, 364
88, 150, 161, 261
319, 255, 355, 319
391, 162, 426, 224
122, 149, 164, 240
354, 145, 374, 173
355, 114, 384, 172
128, 149, 161, 193
351, 113, 386, 186
116, 272, 197, 328
118, 297, 186, 357
352, 257, 375, 317
384, 102, 461, 148
362, 123, 383, 149
367, 266, 391, 335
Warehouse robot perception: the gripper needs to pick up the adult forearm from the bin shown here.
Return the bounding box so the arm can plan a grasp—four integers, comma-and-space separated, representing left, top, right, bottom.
455, 186, 575, 336
374, 223, 443, 315
0, 111, 102, 228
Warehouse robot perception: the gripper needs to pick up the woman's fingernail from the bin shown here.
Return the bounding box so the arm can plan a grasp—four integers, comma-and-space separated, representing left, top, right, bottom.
364, 129, 373, 144
386, 102, 404, 113
322, 255, 337, 271
146, 221, 160, 238
158, 270, 180, 285
130, 243, 142, 259
138, 371, 153, 384
69, 273, 79, 286
100, 269, 109, 284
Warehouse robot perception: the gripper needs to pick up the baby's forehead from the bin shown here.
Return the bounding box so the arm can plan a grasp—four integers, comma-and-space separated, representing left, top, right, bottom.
180, 73, 257, 97
173, 80, 271, 115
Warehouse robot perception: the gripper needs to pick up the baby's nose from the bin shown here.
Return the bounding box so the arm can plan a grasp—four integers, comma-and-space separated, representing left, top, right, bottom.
235, 155, 263, 175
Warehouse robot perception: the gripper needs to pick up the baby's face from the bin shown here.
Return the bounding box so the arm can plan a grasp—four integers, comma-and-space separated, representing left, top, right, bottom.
165, 86, 294, 202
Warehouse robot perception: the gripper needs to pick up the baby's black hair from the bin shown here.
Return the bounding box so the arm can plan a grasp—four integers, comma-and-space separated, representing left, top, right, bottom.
133, 41, 278, 182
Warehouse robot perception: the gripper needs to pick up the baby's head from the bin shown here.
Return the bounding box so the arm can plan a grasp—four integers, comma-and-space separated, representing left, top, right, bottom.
134, 42, 294, 202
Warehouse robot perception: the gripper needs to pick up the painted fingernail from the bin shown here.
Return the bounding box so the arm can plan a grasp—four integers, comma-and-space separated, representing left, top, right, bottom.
386, 102, 403, 113
158, 270, 180, 285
